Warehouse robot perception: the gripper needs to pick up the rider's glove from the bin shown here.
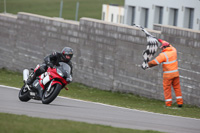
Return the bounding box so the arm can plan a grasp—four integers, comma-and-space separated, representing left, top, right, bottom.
47, 62, 54, 68
49, 63, 54, 68
141, 63, 149, 70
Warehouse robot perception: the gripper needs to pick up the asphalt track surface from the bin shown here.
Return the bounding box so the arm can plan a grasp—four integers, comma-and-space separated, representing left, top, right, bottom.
0, 85, 200, 133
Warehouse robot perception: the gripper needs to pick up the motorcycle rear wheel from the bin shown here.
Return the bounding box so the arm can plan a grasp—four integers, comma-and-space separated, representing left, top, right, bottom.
18, 85, 31, 102
42, 84, 62, 104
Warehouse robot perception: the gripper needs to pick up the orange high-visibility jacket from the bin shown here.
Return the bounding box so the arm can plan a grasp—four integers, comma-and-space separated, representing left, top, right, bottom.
148, 45, 179, 78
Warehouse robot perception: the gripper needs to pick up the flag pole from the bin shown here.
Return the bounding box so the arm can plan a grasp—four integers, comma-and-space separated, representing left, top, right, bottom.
4, 0, 7, 13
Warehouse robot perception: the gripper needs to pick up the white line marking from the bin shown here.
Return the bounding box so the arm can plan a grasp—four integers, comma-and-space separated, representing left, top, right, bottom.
1, 84, 200, 121
0, 85, 20, 90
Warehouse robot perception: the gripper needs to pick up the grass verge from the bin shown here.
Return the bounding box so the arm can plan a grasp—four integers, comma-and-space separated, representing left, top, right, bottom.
0, 0, 124, 20
0, 113, 161, 133
0, 68, 200, 119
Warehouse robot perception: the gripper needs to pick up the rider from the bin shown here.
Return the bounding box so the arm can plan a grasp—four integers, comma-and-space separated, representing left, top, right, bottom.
27, 47, 74, 85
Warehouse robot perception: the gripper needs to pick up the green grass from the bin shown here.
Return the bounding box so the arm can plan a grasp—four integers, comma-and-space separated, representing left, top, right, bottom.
0, 68, 200, 119
0, 68, 23, 87
0, 0, 124, 20
0, 113, 161, 133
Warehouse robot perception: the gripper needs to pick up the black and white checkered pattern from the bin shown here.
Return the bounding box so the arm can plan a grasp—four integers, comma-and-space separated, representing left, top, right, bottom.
134, 24, 159, 70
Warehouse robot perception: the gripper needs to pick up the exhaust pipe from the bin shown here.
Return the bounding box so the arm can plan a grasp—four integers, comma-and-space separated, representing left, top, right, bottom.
23, 69, 29, 82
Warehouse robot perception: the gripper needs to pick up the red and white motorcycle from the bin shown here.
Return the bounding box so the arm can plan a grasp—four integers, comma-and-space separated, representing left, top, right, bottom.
18, 62, 71, 104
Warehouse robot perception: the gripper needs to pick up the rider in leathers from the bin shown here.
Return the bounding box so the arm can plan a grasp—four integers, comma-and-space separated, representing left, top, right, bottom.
27, 47, 73, 86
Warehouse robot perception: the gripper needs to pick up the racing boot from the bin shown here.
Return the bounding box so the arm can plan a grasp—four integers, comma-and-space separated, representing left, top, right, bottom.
178, 104, 183, 108
26, 73, 36, 86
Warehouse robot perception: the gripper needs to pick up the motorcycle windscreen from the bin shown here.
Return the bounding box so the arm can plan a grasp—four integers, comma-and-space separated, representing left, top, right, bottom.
58, 62, 71, 78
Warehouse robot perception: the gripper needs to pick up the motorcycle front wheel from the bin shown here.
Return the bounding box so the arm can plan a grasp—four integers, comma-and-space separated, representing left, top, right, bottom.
42, 83, 62, 104
18, 85, 31, 102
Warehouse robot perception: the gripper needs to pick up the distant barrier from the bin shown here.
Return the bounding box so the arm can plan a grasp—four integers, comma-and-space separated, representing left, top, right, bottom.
0, 12, 200, 106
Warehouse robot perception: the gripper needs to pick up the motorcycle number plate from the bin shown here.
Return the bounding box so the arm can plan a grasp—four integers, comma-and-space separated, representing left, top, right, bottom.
30, 92, 36, 96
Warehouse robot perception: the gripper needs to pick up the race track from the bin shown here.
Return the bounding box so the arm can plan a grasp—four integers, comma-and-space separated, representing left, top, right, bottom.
0, 85, 200, 133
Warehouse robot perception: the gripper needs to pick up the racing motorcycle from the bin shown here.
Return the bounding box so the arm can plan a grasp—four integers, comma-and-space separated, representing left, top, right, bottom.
18, 62, 71, 104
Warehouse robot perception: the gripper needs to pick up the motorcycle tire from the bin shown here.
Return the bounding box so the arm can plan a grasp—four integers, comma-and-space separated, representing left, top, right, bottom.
42, 83, 62, 104
18, 85, 31, 102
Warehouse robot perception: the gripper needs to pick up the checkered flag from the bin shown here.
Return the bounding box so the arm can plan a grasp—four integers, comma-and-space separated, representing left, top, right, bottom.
134, 24, 159, 70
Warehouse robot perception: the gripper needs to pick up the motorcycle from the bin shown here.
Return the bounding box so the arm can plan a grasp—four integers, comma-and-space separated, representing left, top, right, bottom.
18, 62, 71, 104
